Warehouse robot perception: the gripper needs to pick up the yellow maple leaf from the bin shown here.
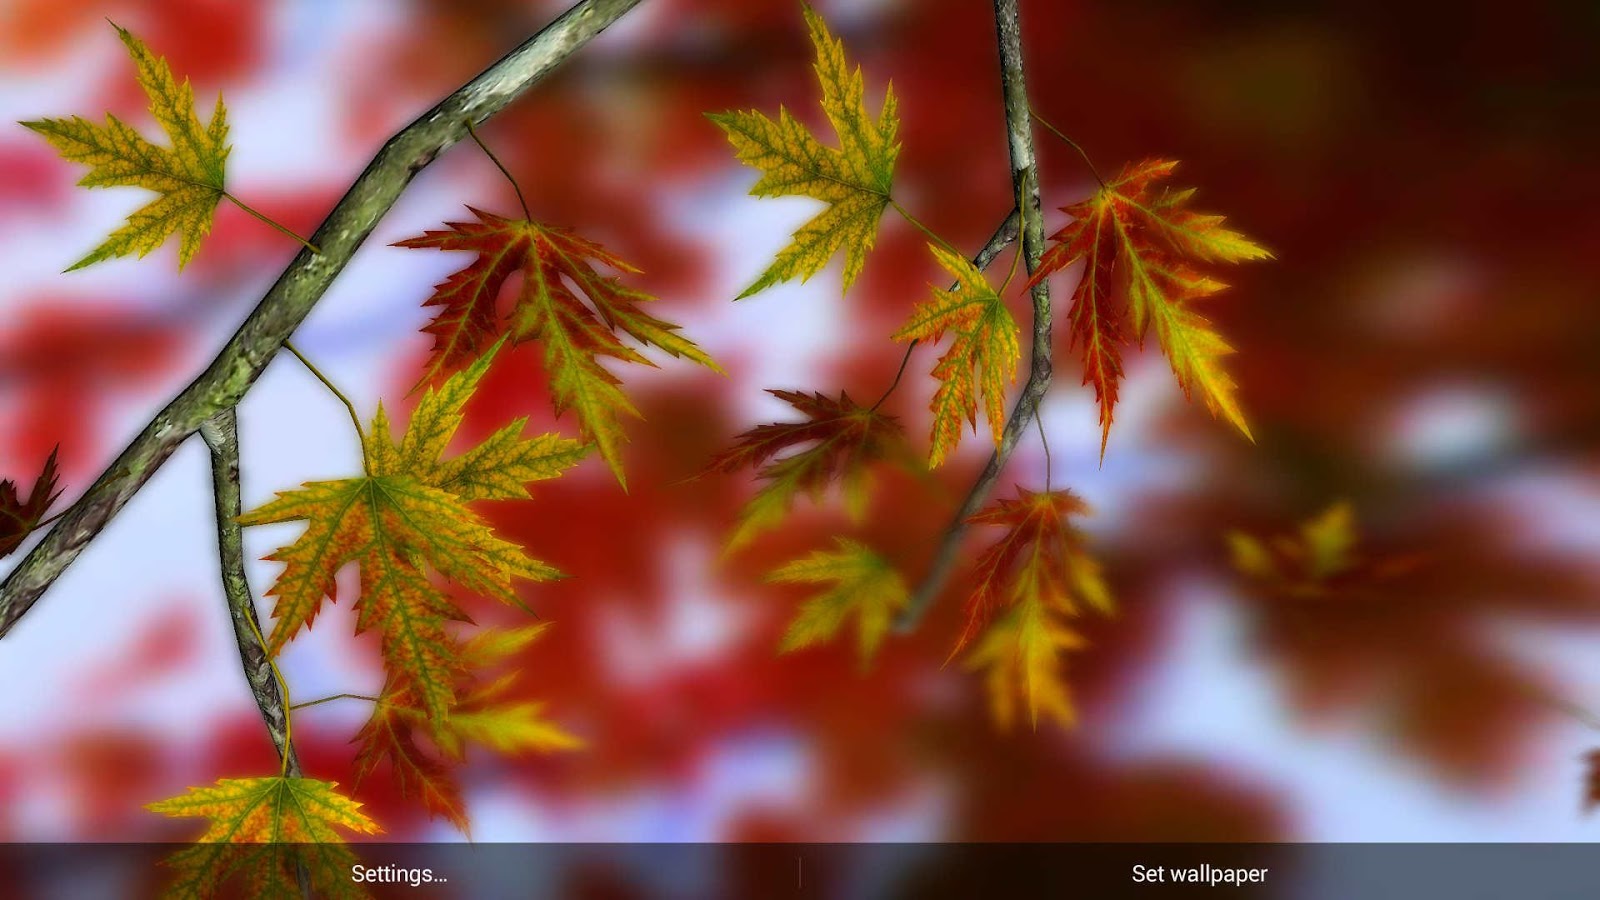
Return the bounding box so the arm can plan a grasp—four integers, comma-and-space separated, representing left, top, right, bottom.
965, 600, 1087, 731
767, 538, 908, 666
708, 4, 900, 298
239, 347, 582, 721
892, 243, 1021, 467
147, 776, 380, 899
22, 24, 229, 271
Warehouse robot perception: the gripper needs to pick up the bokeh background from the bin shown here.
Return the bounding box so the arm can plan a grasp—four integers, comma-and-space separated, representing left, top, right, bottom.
1, 0, 1598, 847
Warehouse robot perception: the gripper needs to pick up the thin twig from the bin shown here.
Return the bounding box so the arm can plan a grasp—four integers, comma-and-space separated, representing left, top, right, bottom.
896, 0, 1053, 632
465, 120, 532, 221
0, 0, 646, 639
198, 408, 301, 778
290, 692, 381, 712
281, 340, 371, 475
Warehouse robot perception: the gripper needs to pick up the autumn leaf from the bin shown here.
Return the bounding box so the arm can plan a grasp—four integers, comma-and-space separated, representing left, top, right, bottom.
965, 600, 1087, 731
22, 24, 229, 271
394, 207, 718, 486
767, 538, 908, 666
708, 4, 900, 299
958, 488, 1112, 729
1025, 159, 1270, 456
354, 623, 581, 834
1584, 750, 1600, 814
958, 488, 1112, 653
892, 243, 1021, 467
146, 776, 381, 899
707, 389, 907, 551
240, 347, 582, 721
0, 447, 62, 560
1225, 501, 1419, 599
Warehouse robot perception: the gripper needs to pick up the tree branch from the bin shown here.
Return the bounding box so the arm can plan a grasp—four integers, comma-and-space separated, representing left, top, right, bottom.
198, 408, 300, 776
897, 0, 1052, 632
0, 0, 645, 640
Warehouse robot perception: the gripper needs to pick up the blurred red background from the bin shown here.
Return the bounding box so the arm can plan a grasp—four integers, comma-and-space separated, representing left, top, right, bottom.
1, 0, 1598, 846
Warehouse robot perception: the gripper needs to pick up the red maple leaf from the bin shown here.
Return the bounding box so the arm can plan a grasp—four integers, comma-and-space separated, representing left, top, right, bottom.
0, 448, 62, 560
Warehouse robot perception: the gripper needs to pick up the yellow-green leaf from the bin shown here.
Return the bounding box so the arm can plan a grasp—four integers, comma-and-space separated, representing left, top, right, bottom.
22, 24, 229, 271
241, 350, 575, 721
147, 776, 380, 900
708, 4, 900, 298
892, 243, 1020, 467
964, 600, 1087, 731
767, 538, 908, 665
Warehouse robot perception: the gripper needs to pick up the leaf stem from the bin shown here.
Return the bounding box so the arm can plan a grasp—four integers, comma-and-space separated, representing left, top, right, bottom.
223, 193, 322, 255
1027, 105, 1106, 189
281, 340, 371, 475
870, 343, 917, 412
290, 692, 381, 711
1034, 409, 1052, 493
465, 120, 533, 221
889, 200, 962, 258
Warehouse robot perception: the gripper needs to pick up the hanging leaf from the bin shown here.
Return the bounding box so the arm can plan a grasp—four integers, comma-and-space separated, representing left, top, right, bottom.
353, 623, 581, 834
394, 208, 719, 487
146, 776, 381, 899
240, 347, 583, 722
767, 538, 908, 666
708, 4, 900, 298
892, 243, 1021, 467
22, 24, 229, 271
1025, 159, 1270, 455
707, 389, 906, 551
0, 448, 62, 559
964, 599, 1087, 731
958, 488, 1112, 729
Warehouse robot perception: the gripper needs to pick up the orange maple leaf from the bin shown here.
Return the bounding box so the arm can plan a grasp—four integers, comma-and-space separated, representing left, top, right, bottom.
0, 447, 62, 559
958, 488, 1111, 653
394, 207, 720, 486
958, 488, 1113, 730
1025, 159, 1269, 456
707, 389, 907, 551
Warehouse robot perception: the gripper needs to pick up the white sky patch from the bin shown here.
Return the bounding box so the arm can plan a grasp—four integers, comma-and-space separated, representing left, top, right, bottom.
1382, 381, 1519, 473
597, 537, 759, 689
1109, 578, 1600, 841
